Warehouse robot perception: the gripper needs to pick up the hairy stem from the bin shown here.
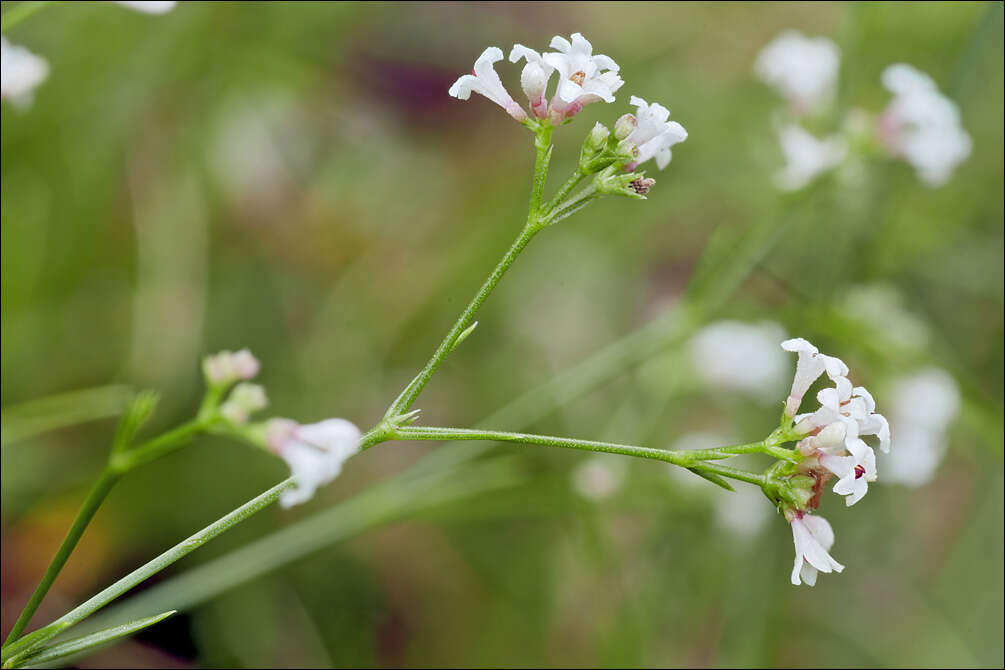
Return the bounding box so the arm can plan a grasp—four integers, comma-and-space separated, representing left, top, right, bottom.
394, 425, 765, 485
385, 126, 554, 418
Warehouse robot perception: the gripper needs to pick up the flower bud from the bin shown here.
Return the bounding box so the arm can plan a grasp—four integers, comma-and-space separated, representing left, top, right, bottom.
615, 139, 639, 163
220, 382, 269, 424
614, 113, 637, 140
202, 349, 260, 387
588, 122, 610, 150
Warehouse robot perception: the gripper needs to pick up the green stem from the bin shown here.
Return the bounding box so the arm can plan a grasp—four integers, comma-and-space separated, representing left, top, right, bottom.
112, 419, 208, 471
2, 469, 120, 647
0, 428, 387, 665
385, 126, 554, 418
395, 425, 764, 484
4, 418, 207, 649
543, 167, 586, 214
0, 1, 52, 33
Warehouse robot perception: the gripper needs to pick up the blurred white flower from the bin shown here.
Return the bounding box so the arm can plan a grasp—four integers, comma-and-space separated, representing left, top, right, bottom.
689, 320, 787, 396
715, 484, 771, 538
755, 30, 840, 114
449, 47, 527, 122
1, 37, 49, 108
113, 1, 177, 13
202, 349, 260, 386
623, 96, 688, 170
773, 123, 847, 191
879, 64, 971, 187
542, 32, 623, 120
787, 510, 843, 586
267, 418, 362, 508
882, 368, 960, 486
571, 455, 627, 501
841, 284, 930, 353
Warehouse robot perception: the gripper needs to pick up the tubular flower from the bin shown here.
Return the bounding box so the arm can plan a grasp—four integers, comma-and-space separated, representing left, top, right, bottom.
780, 338, 848, 419
754, 30, 840, 115
509, 44, 554, 118
878, 64, 971, 187
787, 509, 844, 586
622, 96, 688, 170
449, 47, 527, 122
542, 32, 623, 120
267, 418, 362, 508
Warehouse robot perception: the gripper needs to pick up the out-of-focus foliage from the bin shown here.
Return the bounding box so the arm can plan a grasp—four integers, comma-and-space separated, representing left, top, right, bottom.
2, 2, 1002, 667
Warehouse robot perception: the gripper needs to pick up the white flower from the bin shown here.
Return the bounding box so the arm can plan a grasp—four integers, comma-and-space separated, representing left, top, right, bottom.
113, 1, 177, 13
623, 96, 688, 170
879, 64, 971, 187
773, 123, 846, 191
1, 38, 49, 108
542, 32, 623, 118
788, 510, 844, 586
202, 349, 261, 386
267, 418, 362, 508
219, 383, 268, 424
571, 455, 626, 501
882, 368, 960, 486
755, 30, 840, 114
448, 47, 527, 122
689, 320, 787, 396
509, 44, 553, 119
780, 338, 848, 418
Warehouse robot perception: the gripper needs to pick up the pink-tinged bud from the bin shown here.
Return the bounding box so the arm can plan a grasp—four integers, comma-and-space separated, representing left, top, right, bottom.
231, 349, 260, 380
202, 349, 260, 387
614, 113, 637, 140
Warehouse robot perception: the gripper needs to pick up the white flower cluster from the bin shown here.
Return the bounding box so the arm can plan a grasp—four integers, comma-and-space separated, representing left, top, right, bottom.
689, 320, 788, 396
448, 33, 687, 171
755, 31, 971, 189
878, 64, 972, 187
780, 338, 891, 586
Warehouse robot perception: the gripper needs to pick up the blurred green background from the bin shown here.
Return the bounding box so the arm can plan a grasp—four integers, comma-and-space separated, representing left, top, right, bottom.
2, 1, 1002, 667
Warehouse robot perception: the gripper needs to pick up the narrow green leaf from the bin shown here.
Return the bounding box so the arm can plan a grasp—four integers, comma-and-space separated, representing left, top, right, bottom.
686, 467, 736, 492
111, 391, 160, 454
1, 385, 134, 447
451, 321, 479, 351
13, 611, 175, 668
